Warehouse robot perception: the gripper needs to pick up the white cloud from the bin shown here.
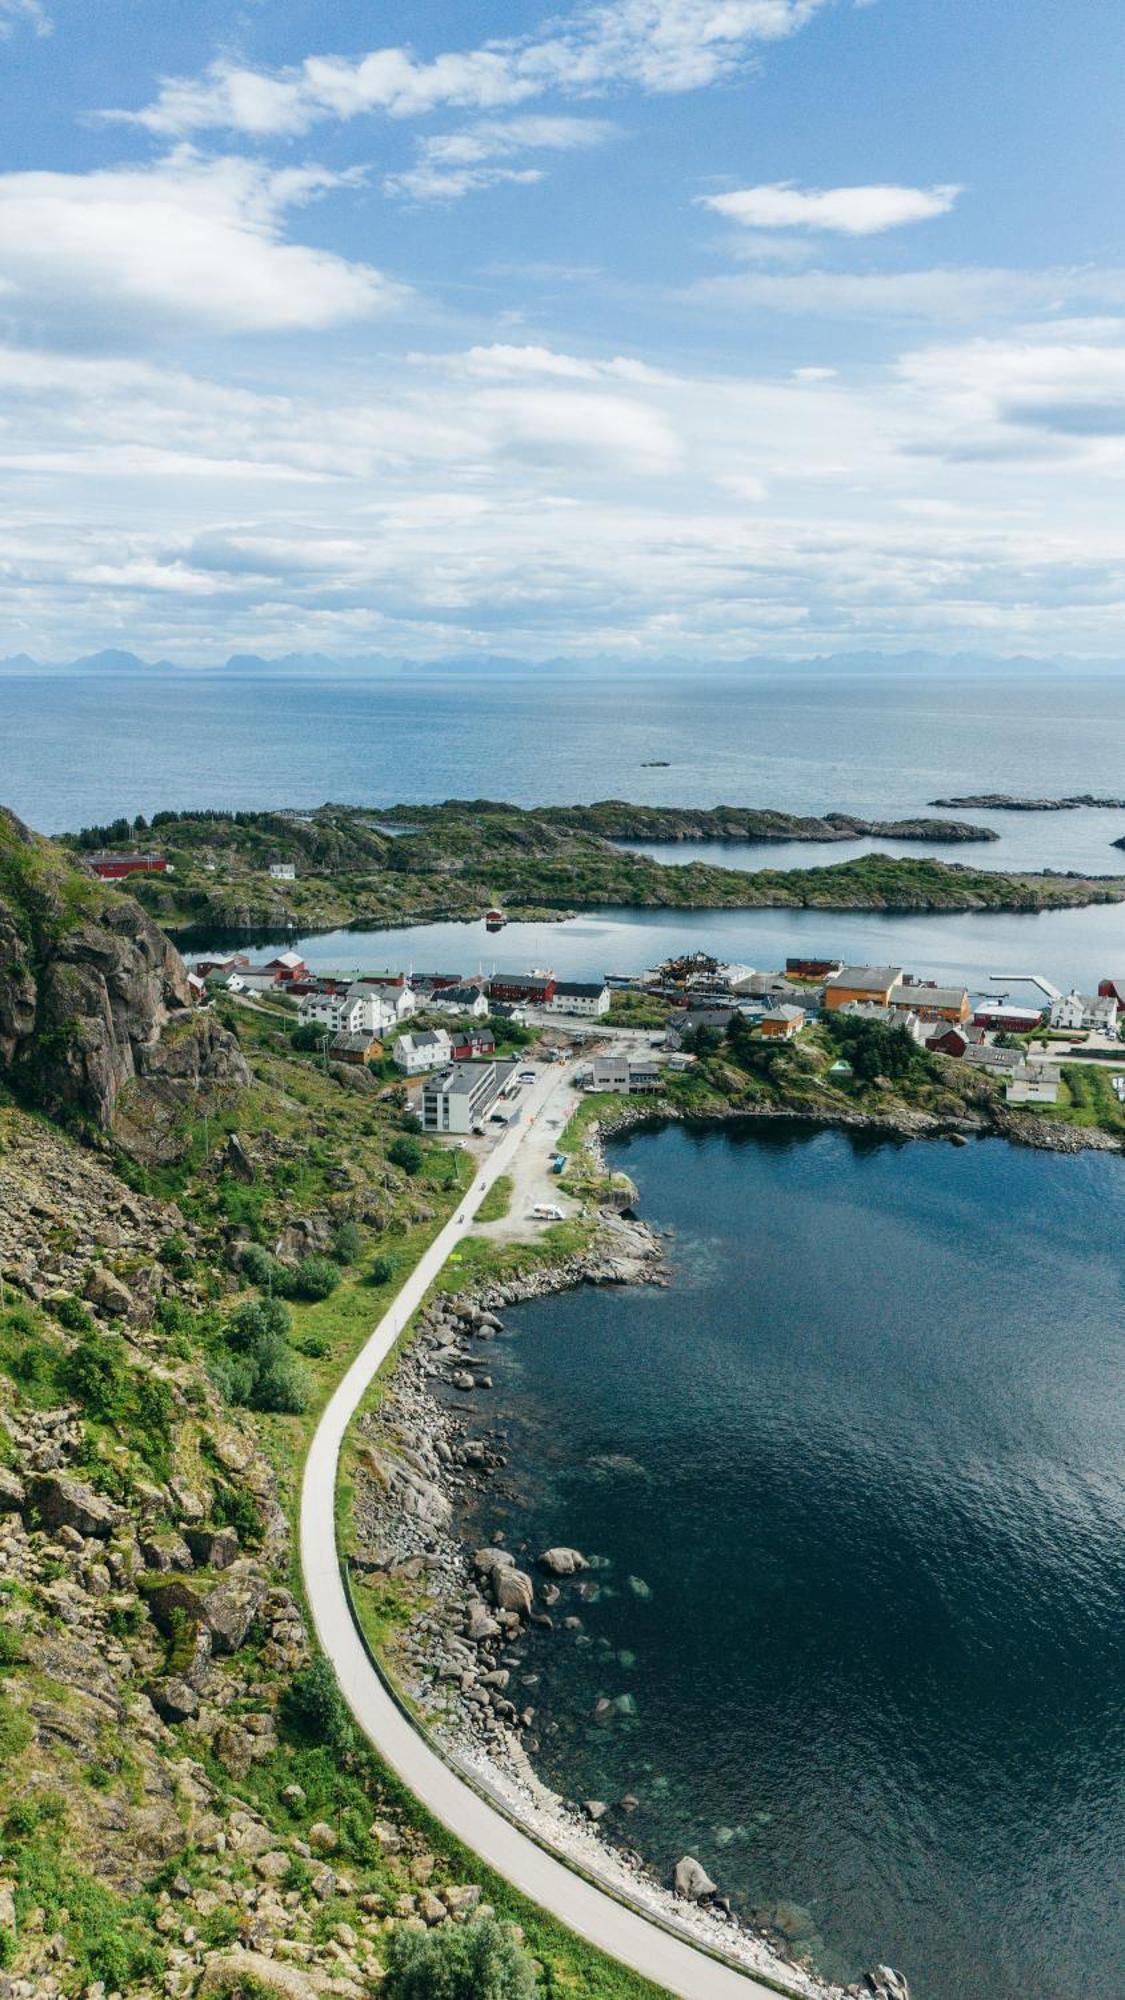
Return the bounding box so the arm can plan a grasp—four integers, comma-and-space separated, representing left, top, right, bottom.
699, 181, 961, 234
110, 1, 829, 137
0, 0, 49, 37
0, 151, 404, 338
385, 113, 614, 201
688, 264, 1125, 321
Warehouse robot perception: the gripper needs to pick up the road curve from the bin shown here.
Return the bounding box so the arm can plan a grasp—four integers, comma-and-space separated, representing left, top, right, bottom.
300, 1060, 802, 2000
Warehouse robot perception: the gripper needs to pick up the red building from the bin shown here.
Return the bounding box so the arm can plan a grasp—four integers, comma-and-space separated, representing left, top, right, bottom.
972, 1004, 1044, 1032
926, 1025, 972, 1058
451, 1030, 496, 1061
786, 956, 843, 979
87, 853, 167, 880
264, 951, 307, 983
1098, 977, 1125, 1006
195, 952, 250, 979
487, 971, 557, 1005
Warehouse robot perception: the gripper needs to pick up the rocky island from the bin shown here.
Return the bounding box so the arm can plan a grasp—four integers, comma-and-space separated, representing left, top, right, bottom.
930, 792, 1125, 810
60, 799, 1125, 939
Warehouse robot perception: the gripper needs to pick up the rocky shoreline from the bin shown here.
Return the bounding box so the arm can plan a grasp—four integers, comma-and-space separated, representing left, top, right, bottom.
350, 1200, 910, 2000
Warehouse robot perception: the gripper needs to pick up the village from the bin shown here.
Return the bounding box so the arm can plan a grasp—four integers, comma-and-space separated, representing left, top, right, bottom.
185, 941, 1125, 1133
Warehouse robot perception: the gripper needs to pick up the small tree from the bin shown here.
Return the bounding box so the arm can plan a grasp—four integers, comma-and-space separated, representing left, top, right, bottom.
388, 1135, 424, 1177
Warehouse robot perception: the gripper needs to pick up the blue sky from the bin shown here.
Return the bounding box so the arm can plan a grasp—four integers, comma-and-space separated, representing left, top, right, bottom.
2, 0, 1125, 663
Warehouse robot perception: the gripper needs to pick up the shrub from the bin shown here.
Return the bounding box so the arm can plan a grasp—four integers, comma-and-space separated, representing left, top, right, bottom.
368, 1253, 397, 1288
332, 1220, 363, 1265
388, 1136, 424, 1176
280, 1658, 354, 1756
215, 1296, 308, 1414
383, 1916, 538, 2000
289, 1255, 340, 1302
62, 1333, 125, 1420
239, 1242, 287, 1292
157, 1232, 194, 1275
210, 1482, 261, 1544
54, 1294, 95, 1334
291, 1022, 327, 1053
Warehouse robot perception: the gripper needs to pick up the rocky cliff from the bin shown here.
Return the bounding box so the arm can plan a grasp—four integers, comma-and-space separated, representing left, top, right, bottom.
0, 807, 247, 1146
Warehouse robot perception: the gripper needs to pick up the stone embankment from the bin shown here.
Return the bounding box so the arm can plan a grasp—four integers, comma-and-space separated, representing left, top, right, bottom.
352, 1209, 911, 2000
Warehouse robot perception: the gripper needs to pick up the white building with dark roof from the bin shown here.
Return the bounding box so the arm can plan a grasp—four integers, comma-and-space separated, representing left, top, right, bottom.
544, 979, 611, 1017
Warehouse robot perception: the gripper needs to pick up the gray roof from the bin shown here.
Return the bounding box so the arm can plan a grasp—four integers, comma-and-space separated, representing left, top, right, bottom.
894, 982, 969, 1009
554, 979, 609, 997
424, 1062, 498, 1098
827, 966, 903, 990
331, 1029, 379, 1052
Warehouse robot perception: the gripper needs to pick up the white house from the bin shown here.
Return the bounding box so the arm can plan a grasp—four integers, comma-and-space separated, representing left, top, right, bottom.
544, 979, 611, 1018
269, 862, 296, 881
589, 1053, 664, 1094
393, 1029, 452, 1075
424, 983, 490, 1019
1048, 989, 1119, 1033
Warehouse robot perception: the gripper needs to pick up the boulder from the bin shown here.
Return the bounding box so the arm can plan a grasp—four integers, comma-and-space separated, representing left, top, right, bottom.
145, 1676, 200, 1723
139, 1531, 195, 1573
491, 1567, 534, 1617
0, 1465, 25, 1512
199, 1950, 322, 1999
673, 1855, 716, 1902
538, 1547, 588, 1577
863, 1971, 911, 2000
472, 1547, 515, 1575
308, 1821, 338, 1855
84, 1264, 134, 1318
30, 1472, 123, 1538
184, 1525, 240, 1571
203, 1565, 269, 1655
466, 1601, 501, 1643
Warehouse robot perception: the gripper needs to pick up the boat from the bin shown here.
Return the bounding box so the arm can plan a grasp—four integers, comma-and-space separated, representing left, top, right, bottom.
484, 906, 507, 931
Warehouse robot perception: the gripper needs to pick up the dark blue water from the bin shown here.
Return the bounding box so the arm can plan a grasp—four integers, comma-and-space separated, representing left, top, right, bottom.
448, 1125, 1125, 2000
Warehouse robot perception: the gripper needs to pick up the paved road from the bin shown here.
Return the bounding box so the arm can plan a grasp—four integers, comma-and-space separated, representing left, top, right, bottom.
300, 1059, 801, 2000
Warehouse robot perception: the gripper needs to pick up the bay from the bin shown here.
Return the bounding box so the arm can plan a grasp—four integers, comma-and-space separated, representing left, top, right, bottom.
442, 1123, 1125, 2000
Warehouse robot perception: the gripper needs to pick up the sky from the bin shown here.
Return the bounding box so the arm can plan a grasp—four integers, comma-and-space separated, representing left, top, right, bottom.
2, 0, 1125, 665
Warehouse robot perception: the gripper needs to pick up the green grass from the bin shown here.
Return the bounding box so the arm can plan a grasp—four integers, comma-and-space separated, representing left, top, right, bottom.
1036, 1064, 1125, 1133
475, 1173, 513, 1222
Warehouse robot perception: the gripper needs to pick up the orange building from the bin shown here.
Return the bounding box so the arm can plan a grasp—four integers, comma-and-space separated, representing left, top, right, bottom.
824, 966, 903, 1010
759, 1005, 806, 1040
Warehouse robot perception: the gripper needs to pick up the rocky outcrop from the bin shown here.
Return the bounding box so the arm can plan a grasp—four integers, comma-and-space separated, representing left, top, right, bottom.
0, 806, 247, 1146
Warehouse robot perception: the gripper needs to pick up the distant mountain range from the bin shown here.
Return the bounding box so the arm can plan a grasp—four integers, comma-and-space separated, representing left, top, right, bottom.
0, 646, 1104, 678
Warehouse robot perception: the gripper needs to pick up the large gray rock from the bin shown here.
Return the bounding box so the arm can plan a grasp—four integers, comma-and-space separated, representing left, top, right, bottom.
199, 1951, 321, 1999
146, 1676, 200, 1723
538, 1547, 588, 1576
203, 1565, 269, 1655
673, 1855, 716, 1901
30, 1472, 123, 1538
0, 1466, 25, 1512
0, 809, 247, 1142
85, 1264, 134, 1318
491, 1566, 534, 1616
184, 1525, 240, 1571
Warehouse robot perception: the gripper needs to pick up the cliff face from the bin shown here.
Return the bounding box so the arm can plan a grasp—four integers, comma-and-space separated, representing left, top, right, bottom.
0, 807, 247, 1141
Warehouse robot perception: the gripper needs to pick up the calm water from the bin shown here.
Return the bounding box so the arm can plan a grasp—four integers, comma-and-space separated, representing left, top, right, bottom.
7, 668, 1125, 874
199, 899, 1125, 998
445, 1125, 1125, 2000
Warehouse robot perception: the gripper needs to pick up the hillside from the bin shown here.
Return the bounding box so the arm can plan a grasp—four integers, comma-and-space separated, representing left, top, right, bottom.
0, 938, 663, 2000
0, 809, 246, 1152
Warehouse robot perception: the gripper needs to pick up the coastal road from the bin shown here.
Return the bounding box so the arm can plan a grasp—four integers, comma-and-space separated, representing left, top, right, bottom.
300, 1058, 806, 2000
